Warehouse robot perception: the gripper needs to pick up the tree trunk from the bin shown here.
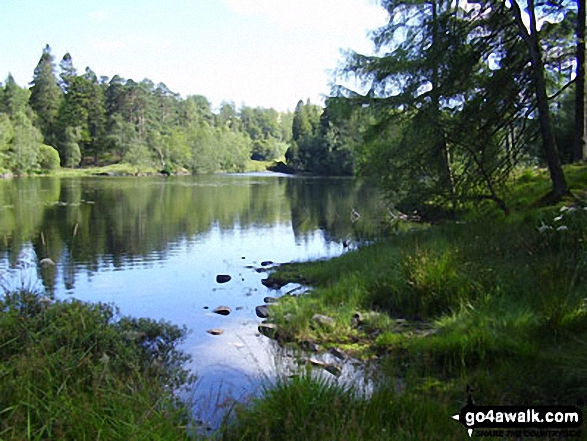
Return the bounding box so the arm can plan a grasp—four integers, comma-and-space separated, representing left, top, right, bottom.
510, 0, 569, 198
575, 0, 586, 162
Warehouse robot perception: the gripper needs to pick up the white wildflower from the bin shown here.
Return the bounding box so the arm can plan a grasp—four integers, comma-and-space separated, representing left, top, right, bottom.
556, 225, 568, 231
560, 206, 569, 212
554, 215, 563, 222
538, 223, 552, 233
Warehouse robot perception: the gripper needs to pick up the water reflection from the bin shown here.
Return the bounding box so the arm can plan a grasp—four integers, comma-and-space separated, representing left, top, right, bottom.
0, 173, 386, 427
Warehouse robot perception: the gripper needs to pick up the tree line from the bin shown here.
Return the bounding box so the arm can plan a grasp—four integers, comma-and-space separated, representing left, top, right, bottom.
0, 45, 300, 174
0, 1, 582, 216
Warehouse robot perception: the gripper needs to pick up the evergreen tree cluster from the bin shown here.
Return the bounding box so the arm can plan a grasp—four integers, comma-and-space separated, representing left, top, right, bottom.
0, 45, 301, 174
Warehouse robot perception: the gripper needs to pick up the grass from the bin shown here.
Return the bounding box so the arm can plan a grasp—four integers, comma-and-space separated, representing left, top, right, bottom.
222, 164, 587, 440
0, 290, 198, 440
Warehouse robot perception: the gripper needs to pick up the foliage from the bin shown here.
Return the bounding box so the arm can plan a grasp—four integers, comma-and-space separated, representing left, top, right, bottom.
222, 374, 462, 440
29, 44, 62, 147
37, 144, 60, 170
0, 289, 195, 440
334, 0, 577, 213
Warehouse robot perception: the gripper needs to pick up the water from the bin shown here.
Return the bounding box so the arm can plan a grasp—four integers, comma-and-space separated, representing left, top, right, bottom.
0, 173, 386, 427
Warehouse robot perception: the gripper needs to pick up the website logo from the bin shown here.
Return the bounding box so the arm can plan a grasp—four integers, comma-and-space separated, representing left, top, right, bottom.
452, 402, 583, 438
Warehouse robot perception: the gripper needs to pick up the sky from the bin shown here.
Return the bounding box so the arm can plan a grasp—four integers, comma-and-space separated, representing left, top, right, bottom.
0, 0, 388, 112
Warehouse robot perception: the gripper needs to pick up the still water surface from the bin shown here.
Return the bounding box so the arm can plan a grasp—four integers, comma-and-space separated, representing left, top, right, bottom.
0, 173, 385, 425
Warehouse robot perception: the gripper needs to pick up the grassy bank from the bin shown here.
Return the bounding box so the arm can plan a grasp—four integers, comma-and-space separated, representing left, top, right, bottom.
222, 165, 587, 440
0, 291, 197, 440
1, 158, 276, 179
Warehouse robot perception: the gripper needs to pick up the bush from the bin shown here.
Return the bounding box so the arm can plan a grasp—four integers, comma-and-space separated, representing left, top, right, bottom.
37, 144, 61, 170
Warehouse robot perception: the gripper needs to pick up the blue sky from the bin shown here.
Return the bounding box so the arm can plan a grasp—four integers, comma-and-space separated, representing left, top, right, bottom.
0, 0, 387, 112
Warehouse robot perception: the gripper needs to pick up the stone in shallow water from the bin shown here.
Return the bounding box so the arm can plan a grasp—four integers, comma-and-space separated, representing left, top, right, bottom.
206, 329, 224, 335
213, 306, 232, 316
258, 323, 278, 339
255, 305, 269, 318
216, 274, 231, 283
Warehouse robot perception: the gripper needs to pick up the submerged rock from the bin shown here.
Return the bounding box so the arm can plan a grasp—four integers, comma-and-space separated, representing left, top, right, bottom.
40, 257, 55, 266
263, 296, 279, 304
260, 260, 274, 267
213, 306, 232, 316
216, 274, 231, 283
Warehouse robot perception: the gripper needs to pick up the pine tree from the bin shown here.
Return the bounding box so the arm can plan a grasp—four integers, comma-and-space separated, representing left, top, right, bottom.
29, 44, 62, 146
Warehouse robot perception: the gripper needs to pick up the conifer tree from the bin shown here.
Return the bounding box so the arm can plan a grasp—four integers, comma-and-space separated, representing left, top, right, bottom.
29, 44, 62, 146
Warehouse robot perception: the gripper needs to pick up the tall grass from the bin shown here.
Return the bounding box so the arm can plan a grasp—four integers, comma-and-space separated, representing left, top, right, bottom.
0, 290, 197, 440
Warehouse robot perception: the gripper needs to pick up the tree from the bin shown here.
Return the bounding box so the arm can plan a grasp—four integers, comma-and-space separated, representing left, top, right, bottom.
575, 0, 586, 162
509, 0, 569, 197
59, 52, 77, 93
62, 126, 82, 168
29, 44, 62, 147
2, 74, 32, 118
8, 112, 44, 173
336, 0, 573, 213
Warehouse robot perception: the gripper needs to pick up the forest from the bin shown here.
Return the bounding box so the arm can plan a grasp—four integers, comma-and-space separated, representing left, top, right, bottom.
0, 0, 583, 218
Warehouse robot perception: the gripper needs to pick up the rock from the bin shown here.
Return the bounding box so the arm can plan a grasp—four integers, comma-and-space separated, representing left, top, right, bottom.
206, 329, 224, 335
213, 306, 232, 316
255, 305, 270, 318
216, 274, 231, 283
300, 340, 319, 352
309, 358, 327, 368
329, 347, 346, 360
312, 314, 336, 328
40, 257, 55, 266
261, 260, 273, 267
258, 323, 278, 340
261, 277, 288, 290
307, 358, 342, 376
263, 296, 279, 304
324, 364, 343, 377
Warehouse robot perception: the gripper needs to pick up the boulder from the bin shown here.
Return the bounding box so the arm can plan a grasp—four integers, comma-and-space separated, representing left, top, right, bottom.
255, 305, 270, 318
263, 296, 279, 304
261, 260, 274, 267
216, 274, 231, 283
213, 306, 232, 316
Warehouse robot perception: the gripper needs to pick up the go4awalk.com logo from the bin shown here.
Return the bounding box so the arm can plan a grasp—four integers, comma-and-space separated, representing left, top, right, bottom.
452, 402, 583, 438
